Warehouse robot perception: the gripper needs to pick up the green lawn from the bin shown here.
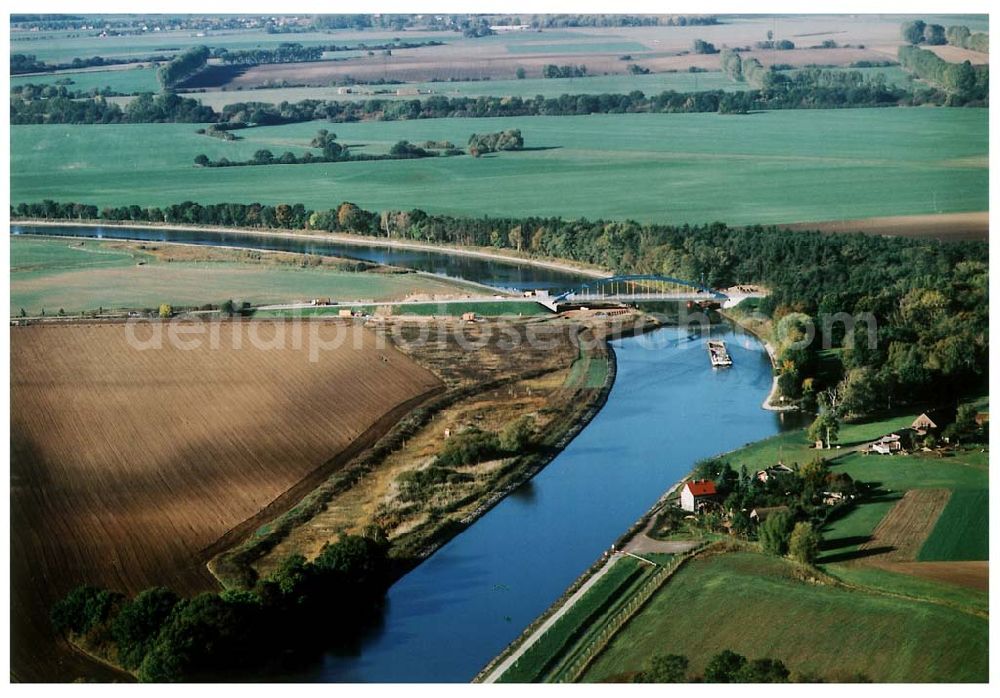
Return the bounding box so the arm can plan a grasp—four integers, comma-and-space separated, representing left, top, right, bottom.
716, 407, 988, 566
825, 563, 988, 617
918, 489, 989, 561
11, 66, 160, 94
11, 108, 987, 226
499, 557, 648, 683
9, 235, 474, 314
581, 552, 988, 683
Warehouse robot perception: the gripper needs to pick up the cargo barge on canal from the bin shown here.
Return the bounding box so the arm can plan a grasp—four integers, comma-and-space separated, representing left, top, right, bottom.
708, 339, 733, 367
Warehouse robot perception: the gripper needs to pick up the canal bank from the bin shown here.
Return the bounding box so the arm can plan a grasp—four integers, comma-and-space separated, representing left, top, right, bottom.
301, 324, 791, 682
14, 223, 793, 682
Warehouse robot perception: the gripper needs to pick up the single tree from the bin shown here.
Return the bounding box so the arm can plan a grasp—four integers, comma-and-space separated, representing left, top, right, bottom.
788, 521, 822, 564
638, 653, 689, 682
759, 509, 794, 556
704, 649, 747, 682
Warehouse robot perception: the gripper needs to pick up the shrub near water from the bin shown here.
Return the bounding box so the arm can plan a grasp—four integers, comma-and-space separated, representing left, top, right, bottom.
52, 534, 392, 682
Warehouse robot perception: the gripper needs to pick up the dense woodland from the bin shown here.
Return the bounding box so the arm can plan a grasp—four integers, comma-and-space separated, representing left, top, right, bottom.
51, 534, 391, 682
15, 198, 988, 415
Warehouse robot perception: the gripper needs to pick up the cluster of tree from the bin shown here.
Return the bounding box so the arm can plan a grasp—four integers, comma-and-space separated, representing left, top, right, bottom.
898, 45, 987, 103
10, 91, 216, 124
627, 63, 651, 75
902, 20, 946, 46
692, 39, 718, 54
194, 131, 447, 168
637, 650, 790, 683
945, 25, 989, 53
542, 64, 588, 78
14, 200, 988, 407
462, 18, 495, 38
467, 129, 524, 156
687, 457, 850, 556
157, 46, 210, 89
396, 417, 535, 502
755, 39, 796, 50
720, 51, 773, 90
434, 417, 536, 468
212, 40, 445, 66
194, 139, 442, 167
196, 123, 245, 141
51, 533, 392, 681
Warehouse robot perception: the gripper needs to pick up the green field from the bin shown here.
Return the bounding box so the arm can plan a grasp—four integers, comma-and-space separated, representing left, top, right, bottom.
9, 235, 474, 314
11, 65, 160, 94
10, 108, 987, 225
918, 489, 989, 561
581, 552, 988, 682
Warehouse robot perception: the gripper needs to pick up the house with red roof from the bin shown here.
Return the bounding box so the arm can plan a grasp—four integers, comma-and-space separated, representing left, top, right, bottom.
680, 479, 718, 512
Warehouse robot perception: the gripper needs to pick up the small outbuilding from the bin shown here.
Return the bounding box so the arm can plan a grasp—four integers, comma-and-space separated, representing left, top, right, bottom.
461, 311, 477, 322
755, 463, 794, 483
680, 479, 717, 512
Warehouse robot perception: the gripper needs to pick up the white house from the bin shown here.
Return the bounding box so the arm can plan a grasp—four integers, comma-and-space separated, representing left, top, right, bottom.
680, 479, 717, 512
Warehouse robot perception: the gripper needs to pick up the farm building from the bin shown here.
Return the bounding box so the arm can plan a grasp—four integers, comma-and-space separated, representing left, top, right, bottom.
868, 433, 904, 455
461, 311, 477, 322
755, 463, 795, 483
338, 309, 353, 318
975, 411, 989, 426
749, 505, 791, 524
912, 413, 938, 435
680, 479, 717, 512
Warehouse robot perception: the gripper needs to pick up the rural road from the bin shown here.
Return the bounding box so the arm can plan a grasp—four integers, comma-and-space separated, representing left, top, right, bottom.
480, 552, 623, 683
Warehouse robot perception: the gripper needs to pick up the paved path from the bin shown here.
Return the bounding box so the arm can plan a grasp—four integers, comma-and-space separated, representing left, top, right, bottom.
624, 513, 700, 556
481, 552, 623, 683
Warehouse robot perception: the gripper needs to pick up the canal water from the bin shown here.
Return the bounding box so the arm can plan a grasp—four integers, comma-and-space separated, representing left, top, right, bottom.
10, 224, 588, 293
12, 224, 800, 682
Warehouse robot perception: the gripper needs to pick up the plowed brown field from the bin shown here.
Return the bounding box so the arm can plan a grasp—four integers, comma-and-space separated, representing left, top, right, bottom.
11, 321, 442, 681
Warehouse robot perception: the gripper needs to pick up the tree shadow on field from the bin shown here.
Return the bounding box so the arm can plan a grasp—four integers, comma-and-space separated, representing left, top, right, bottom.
817, 545, 895, 565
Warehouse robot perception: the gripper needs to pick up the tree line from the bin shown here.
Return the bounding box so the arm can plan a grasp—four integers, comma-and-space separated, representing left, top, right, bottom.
11, 52, 170, 75
897, 45, 988, 103
157, 46, 210, 89
14, 197, 988, 412
10, 91, 216, 124
15, 69, 965, 127
51, 534, 391, 681
214, 40, 443, 66
542, 64, 588, 78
